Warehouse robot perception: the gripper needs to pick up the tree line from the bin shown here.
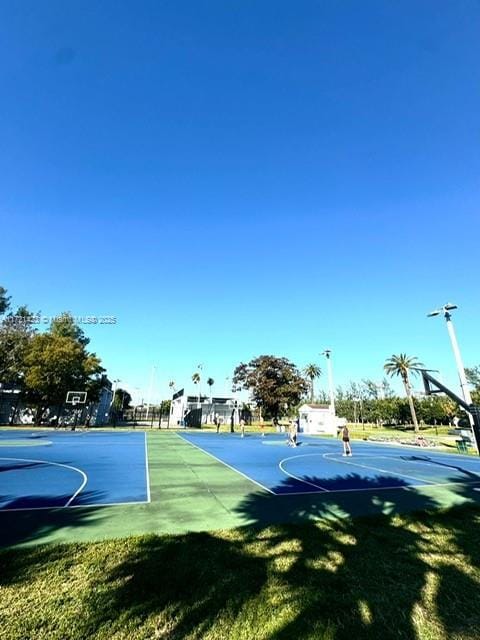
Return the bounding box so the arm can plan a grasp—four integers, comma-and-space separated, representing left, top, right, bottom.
0, 285, 105, 424
233, 354, 480, 431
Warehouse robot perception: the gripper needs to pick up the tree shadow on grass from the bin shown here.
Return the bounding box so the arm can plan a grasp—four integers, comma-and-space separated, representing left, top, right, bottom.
0, 529, 269, 638
230, 474, 480, 640
108, 533, 265, 638
3, 473, 480, 639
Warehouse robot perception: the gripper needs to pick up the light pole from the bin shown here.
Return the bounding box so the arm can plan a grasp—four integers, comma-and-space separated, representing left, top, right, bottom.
110, 379, 120, 410
197, 363, 203, 408
427, 303, 475, 435
145, 365, 157, 420
322, 349, 335, 416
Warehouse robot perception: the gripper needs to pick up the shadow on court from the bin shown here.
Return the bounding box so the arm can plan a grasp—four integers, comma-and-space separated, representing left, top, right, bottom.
0, 491, 107, 548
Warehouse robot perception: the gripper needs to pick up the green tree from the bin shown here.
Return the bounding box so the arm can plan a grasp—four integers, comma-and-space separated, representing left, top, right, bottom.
384, 354, 423, 433
0, 286, 11, 315
24, 321, 104, 424
303, 364, 322, 403
50, 312, 90, 346
113, 388, 132, 412
465, 365, 480, 404
0, 306, 37, 387
233, 355, 309, 420
160, 399, 171, 416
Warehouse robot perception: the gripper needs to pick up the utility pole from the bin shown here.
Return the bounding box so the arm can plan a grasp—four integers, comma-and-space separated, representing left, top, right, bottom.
322, 349, 335, 416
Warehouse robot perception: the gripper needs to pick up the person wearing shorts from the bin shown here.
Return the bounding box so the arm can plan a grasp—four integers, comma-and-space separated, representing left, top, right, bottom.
341, 425, 352, 456
287, 420, 298, 447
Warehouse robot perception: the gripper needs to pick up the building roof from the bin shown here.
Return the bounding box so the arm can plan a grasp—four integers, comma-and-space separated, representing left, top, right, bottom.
300, 403, 331, 410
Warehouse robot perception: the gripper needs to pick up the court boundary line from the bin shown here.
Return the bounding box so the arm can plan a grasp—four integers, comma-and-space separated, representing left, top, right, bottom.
0, 456, 88, 508
0, 499, 151, 513
177, 433, 275, 494
278, 455, 330, 492
144, 432, 151, 503
274, 478, 480, 496
322, 453, 438, 485
274, 451, 480, 496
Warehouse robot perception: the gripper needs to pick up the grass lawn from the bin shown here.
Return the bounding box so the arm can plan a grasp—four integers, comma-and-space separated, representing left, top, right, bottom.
2, 427, 480, 638
2, 504, 480, 639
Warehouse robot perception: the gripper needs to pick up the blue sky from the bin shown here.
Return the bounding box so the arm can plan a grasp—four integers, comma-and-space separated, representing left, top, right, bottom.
1, 1, 479, 403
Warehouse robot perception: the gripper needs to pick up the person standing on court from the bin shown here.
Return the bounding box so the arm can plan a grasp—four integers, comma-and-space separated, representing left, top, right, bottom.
287, 420, 298, 447
240, 418, 245, 438
341, 424, 352, 456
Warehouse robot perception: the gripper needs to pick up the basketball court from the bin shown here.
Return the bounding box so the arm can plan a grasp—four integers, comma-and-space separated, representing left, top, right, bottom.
179, 431, 480, 496
2, 428, 480, 548
0, 430, 150, 511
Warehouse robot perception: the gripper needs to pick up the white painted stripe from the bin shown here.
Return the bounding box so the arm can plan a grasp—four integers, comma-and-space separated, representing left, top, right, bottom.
0, 499, 151, 513
322, 453, 437, 485
275, 478, 480, 496
144, 432, 151, 503
176, 433, 274, 494
0, 456, 88, 507
278, 454, 330, 492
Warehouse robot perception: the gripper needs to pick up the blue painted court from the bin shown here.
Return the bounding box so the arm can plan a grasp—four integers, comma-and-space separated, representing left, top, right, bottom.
179, 432, 480, 495
0, 430, 150, 510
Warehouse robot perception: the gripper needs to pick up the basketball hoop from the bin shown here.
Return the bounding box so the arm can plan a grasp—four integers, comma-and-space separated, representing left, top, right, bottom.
65, 391, 88, 431
66, 391, 87, 406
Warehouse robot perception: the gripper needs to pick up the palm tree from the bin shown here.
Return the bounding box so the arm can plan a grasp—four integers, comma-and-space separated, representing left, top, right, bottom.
192, 372, 201, 406
207, 377, 214, 399
384, 354, 423, 433
303, 364, 322, 403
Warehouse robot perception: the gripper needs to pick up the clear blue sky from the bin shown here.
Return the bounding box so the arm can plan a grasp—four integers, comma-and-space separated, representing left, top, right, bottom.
1, 1, 479, 403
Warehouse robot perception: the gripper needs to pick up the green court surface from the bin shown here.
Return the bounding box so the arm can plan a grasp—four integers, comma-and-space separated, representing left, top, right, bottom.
2, 429, 480, 548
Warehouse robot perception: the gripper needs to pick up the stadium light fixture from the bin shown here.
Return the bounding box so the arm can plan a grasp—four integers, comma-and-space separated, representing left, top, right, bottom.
427, 303, 474, 433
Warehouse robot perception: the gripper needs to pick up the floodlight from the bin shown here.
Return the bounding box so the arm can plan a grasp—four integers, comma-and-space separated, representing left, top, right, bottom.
427, 310, 440, 317
444, 303, 458, 311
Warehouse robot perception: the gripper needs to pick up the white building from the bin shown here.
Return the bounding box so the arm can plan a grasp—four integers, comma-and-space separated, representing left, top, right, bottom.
298, 403, 346, 436
170, 388, 239, 427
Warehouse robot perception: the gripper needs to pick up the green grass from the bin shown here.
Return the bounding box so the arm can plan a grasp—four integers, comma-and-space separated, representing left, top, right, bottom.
2, 427, 480, 637
2, 504, 480, 639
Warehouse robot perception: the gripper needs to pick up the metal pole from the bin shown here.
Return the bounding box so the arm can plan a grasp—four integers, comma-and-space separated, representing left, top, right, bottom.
145, 366, 156, 420
444, 311, 477, 448
444, 312, 473, 405
323, 350, 335, 416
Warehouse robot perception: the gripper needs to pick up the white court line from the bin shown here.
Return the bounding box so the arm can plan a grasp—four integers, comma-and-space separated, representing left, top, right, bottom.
144, 432, 151, 503
0, 499, 151, 513
0, 456, 88, 507
275, 478, 480, 496
278, 454, 330, 492
176, 433, 275, 494
322, 453, 437, 485
393, 456, 480, 477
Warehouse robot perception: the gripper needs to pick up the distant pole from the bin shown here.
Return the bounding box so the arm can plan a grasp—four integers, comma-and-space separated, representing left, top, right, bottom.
322, 349, 335, 416
145, 365, 156, 420
109, 378, 120, 423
